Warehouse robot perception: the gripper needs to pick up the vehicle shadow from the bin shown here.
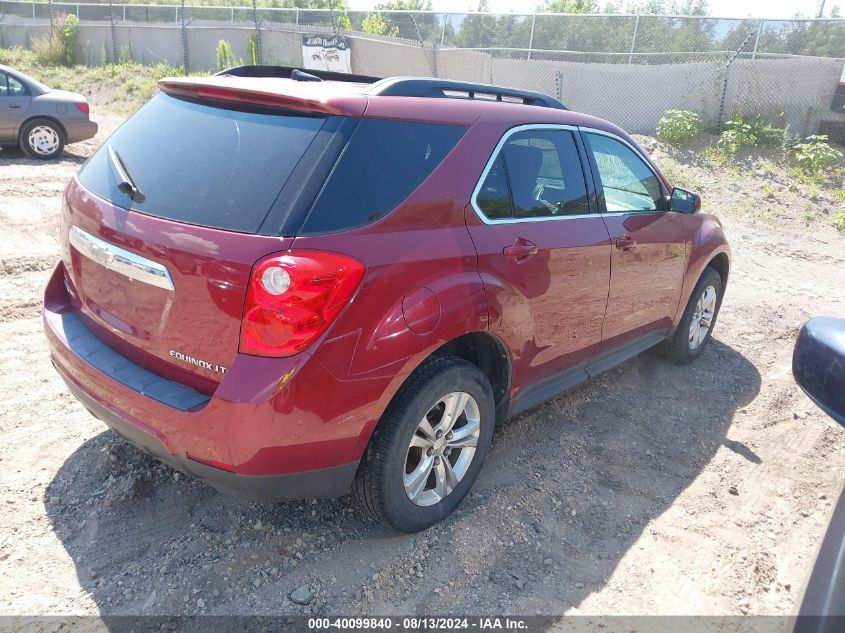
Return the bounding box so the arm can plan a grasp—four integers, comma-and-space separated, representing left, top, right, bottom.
44, 337, 760, 619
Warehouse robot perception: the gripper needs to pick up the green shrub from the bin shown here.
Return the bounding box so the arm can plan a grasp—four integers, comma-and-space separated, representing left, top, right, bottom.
656, 110, 702, 145
792, 135, 842, 176
33, 14, 79, 66
717, 116, 787, 154
215, 39, 240, 72
834, 208, 845, 233
247, 33, 259, 65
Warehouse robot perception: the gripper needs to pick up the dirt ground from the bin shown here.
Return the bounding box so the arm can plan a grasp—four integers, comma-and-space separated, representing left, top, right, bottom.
2, 116, 845, 622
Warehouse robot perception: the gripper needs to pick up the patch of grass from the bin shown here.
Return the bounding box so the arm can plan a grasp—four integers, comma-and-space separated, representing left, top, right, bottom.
833, 188, 845, 203
0, 47, 204, 115
802, 206, 816, 228
762, 183, 775, 196
834, 208, 845, 233
760, 161, 777, 174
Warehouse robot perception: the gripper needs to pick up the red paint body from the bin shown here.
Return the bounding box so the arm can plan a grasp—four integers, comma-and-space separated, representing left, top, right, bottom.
43, 76, 730, 498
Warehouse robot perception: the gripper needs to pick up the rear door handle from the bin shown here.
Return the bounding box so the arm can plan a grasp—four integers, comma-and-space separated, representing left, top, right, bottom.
615, 236, 637, 251
503, 239, 539, 262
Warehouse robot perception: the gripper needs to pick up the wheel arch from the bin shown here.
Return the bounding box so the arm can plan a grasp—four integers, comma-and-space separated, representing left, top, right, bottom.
430, 331, 512, 424
706, 251, 730, 286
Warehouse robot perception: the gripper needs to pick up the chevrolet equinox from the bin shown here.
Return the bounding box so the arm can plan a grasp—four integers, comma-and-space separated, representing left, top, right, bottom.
43, 67, 730, 532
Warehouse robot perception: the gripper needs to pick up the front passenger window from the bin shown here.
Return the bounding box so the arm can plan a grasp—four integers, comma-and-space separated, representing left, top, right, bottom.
585, 132, 662, 212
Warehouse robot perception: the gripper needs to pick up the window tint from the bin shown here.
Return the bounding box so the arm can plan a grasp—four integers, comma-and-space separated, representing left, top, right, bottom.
0, 73, 8, 97
77, 93, 326, 234
301, 119, 464, 234
585, 133, 663, 212
501, 129, 589, 218
476, 155, 513, 219
7, 75, 26, 96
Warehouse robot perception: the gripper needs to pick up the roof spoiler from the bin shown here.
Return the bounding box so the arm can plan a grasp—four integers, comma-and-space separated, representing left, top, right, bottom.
157, 77, 367, 117
216, 65, 382, 84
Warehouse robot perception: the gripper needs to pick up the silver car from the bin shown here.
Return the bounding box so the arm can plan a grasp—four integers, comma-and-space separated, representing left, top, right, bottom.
0, 64, 98, 159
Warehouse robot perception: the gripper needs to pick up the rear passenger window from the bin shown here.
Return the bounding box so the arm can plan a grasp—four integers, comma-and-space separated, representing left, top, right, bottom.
476, 155, 513, 219
7, 75, 26, 96
473, 128, 589, 221
504, 130, 588, 218
301, 119, 465, 234
0, 74, 8, 97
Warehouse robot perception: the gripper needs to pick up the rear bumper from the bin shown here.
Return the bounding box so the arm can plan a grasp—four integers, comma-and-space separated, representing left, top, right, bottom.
43, 263, 390, 501
65, 119, 98, 144
55, 361, 357, 500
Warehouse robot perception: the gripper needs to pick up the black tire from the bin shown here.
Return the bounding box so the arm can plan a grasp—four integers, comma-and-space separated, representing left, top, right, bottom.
353, 355, 495, 532
658, 266, 723, 363
19, 118, 65, 160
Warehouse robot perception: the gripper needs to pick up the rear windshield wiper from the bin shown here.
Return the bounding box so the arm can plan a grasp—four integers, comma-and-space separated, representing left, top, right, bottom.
107, 144, 145, 203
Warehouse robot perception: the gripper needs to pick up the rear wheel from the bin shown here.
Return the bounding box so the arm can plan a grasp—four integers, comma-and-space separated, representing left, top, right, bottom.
353, 356, 494, 532
20, 119, 65, 160
659, 266, 723, 363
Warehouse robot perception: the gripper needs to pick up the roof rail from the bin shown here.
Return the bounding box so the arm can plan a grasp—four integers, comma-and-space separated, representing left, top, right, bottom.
215, 65, 382, 84
367, 78, 567, 110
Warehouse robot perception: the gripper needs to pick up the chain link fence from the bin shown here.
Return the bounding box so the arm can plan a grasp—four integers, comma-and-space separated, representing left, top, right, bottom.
1, 0, 844, 136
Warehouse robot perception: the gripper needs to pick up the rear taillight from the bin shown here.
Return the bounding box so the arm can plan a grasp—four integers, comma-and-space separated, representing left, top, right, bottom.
74, 102, 90, 115
239, 250, 365, 357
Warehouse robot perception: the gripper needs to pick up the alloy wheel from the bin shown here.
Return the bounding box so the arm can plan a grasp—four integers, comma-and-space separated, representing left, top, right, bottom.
404, 391, 481, 507
689, 285, 717, 350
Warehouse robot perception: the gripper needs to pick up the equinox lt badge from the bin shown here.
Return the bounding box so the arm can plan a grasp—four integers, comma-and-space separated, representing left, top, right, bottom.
169, 350, 227, 374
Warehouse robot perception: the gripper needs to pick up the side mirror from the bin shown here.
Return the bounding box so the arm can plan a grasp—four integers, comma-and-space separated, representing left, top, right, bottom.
792, 317, 845, 426
670, 187, 701, 213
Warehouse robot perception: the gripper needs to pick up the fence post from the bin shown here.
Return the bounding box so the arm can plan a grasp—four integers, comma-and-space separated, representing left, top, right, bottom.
123, 5, 125, 22
628, 14, 640, 64
180, 0, 189, 73
108, 0, 117, 63
440, 12, 447, 45
751, 19, 763, 60
717, 29, 755, 132
527, 13, 536, 61
230, 7, 234, 22
75, 4, 78, 18
252, 0, 263, 65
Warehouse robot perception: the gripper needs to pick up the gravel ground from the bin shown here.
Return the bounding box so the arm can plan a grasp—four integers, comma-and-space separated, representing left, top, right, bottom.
1, 118, 845, 620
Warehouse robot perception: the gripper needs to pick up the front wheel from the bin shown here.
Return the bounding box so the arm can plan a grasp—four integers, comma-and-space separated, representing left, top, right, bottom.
20, 119, 65, 160
353, 356, 495, 532
659, 266, 723, 363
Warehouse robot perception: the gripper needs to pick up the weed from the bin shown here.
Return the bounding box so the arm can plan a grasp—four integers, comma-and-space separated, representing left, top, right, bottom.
32, 14, 79, 66
656, 110, 703, 146
793, 135, 842, 177
834, 208, 845, 233
215, 40, 240, 72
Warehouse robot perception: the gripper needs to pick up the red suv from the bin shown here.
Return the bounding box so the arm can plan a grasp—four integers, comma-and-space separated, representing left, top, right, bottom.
44, 68, 730, 532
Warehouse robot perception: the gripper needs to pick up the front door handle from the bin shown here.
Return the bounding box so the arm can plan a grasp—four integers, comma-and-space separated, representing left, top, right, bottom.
615, 236, 637, 251
8, 104, 21, 109
503, 238, 539, 262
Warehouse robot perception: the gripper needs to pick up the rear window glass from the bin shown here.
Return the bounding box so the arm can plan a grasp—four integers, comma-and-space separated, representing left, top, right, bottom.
300, 119, 465, 235
78, 93, 326, 234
